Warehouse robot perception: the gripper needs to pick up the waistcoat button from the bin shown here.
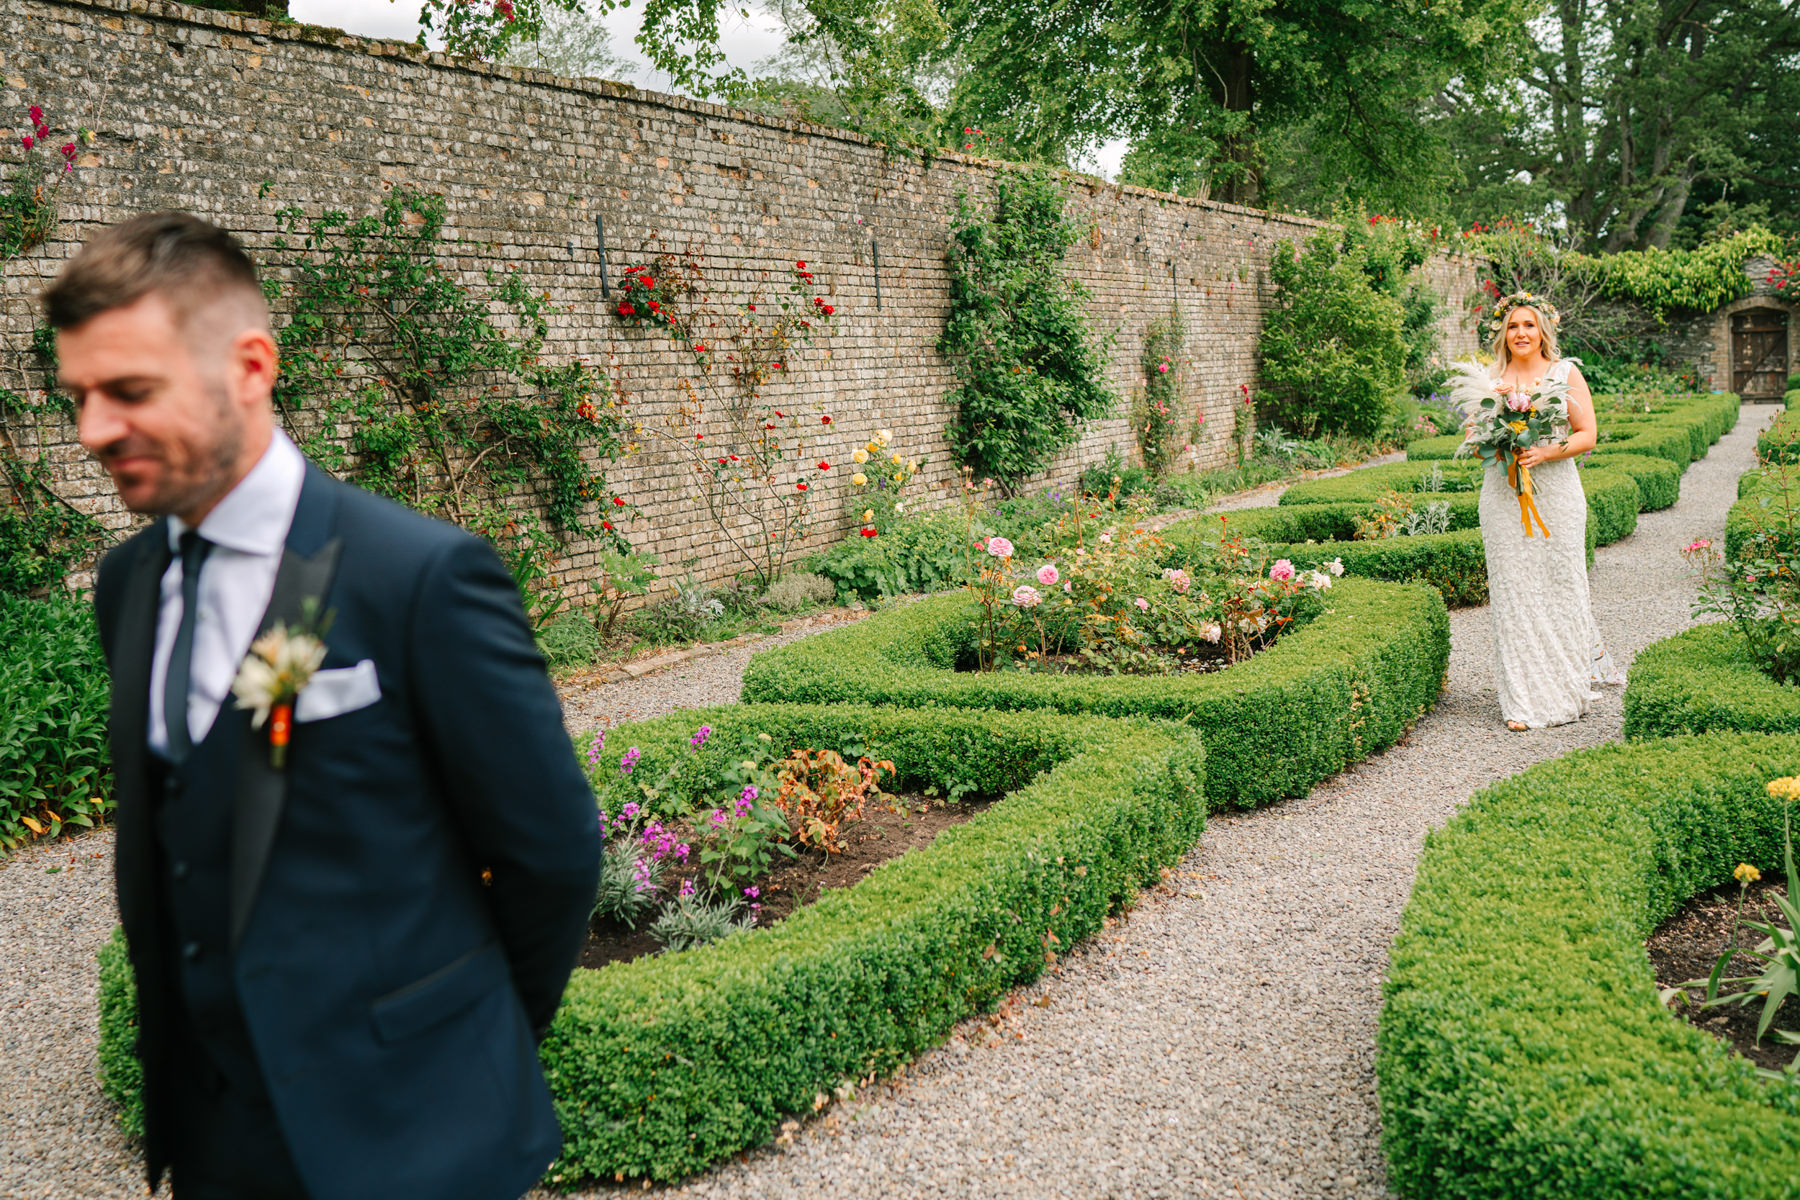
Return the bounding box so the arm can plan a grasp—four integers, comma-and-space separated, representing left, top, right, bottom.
182, 941, 202, 962
170, 860, 190, 881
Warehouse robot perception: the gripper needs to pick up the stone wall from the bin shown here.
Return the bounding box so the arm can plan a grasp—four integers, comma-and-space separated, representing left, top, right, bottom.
1662, 257, 1795, 399
0, 0, 1483, 598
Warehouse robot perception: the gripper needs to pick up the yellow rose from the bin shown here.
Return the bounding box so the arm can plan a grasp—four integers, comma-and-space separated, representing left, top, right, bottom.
892, 472, 903, 483
907, 458, 919, 472
866, 441, 880, 455
891, 453, 902, 465
852, 472, 867, 486
876, 428, 892, 445
862, 509, 874, 522
852, 448, 869, 463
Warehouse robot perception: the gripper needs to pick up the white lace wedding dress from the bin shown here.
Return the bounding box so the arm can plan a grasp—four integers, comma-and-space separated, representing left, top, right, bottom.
1477, 357, 1623, 728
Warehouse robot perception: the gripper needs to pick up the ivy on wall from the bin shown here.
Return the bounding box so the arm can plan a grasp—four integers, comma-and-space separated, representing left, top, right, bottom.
939, 169, 1114, 494
268, 186, 636, 628
1134, 307, 1184, 477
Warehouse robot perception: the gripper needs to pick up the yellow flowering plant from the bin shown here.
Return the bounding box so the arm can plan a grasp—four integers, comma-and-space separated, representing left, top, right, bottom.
1683, 777, 1800, 1075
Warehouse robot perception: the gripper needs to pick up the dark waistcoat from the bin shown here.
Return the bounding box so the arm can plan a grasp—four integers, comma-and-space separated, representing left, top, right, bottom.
147, 711, 268, 1100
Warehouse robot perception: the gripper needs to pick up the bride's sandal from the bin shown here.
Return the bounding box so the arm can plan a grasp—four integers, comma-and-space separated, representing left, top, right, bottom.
1506, 720, 1529, 732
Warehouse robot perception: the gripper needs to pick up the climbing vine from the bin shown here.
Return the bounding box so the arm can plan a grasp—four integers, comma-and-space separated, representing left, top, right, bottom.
609, 244, 839, 586
1, 102, 108, 598
268, 186, 635, 628
939, 169, 1113, 494
1134, 307, 1184, 477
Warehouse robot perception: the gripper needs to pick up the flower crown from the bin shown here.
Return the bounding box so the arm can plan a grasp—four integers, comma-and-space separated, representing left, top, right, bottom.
1490, 290, 1561, 327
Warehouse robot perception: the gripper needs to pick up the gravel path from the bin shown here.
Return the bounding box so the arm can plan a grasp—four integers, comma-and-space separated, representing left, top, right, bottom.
0, 411, 1770, 1198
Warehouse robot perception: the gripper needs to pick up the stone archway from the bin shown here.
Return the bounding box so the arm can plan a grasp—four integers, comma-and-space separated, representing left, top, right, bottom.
1731, 306, 1789, 399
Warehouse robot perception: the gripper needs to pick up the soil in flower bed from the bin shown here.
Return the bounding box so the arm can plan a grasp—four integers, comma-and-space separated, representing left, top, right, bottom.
578, 793, 994, 970
1647, 875, 1797, 1074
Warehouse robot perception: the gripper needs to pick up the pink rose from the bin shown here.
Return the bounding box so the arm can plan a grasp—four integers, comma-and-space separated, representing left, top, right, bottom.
1505, 393, 1532, 412
1036, 563, 1060, 586
1269, 559, 1296, 582
987, 536, 1015, 559
1011, 585, 1042, 608
1134, 596, 1150, 612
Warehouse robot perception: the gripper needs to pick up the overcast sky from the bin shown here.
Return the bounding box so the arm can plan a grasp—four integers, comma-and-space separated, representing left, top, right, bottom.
287, 2, 1125, 177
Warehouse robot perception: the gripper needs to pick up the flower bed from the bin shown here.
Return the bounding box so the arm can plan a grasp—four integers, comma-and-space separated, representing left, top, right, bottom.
1378, 732, 1800, 1200
101, 702, 1209, 1183
1623, 624, 1800, 739
1168, 460, 1641, 606
742, 577, 1448, 809
0, 593, 112, 850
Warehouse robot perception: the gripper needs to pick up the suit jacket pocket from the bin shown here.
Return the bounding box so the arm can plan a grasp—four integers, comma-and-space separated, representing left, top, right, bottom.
296, 659, 381, 723
371, 941, 509, 1044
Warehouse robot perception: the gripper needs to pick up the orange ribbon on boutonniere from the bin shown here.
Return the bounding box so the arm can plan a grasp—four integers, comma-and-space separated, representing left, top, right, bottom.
230, 599, 334, 769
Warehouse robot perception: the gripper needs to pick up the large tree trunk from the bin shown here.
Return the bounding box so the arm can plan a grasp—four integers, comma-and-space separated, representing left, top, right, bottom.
1212, 40, 1260, 205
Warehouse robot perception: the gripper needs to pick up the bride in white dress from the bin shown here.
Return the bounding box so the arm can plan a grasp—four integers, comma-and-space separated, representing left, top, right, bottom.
1461, 293, 1621, 730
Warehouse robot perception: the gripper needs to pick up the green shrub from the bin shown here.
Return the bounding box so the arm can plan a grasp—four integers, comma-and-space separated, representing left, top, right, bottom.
1727, 467, 1800, 561
95, 927, 143, 1139
1623, 624, 1800, 739
1404, 433, 1465, 461
1757, 406, 1800, 465
1258, 222, 1409, 438
743, 578, 1449, 810
1378, 733, 1800, 1200
101, 703, 1210, 1182
1785, 388, 1799, 408
939, 169, 1114, 491
0, 592, 111, 850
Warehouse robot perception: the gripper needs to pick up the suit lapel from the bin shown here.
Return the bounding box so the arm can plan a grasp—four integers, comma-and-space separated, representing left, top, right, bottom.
229, 466, 343, 951
111, 527, 173, 940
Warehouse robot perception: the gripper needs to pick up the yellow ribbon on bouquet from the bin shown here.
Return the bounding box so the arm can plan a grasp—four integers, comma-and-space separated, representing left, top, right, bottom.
1506, 457, 1550, 539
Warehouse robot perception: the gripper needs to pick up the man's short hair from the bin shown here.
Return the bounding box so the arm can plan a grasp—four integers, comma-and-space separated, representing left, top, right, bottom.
42, 211, 268, 334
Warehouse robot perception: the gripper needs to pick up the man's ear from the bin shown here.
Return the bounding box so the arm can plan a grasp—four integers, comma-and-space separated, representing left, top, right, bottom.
229, 325, 279, 408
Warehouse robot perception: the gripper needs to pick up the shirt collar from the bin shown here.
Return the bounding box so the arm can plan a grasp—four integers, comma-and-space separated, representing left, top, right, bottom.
167, 429, 306, 557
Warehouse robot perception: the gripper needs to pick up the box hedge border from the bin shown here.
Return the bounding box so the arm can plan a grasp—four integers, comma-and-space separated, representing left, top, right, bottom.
100, 702, 1208, 1183
1622, 623, 1800, 739
741, 577, 1448, 810
1407, 393, 1739, 469
1377, 732, 1800, 1200
1157, 465, 1639, 607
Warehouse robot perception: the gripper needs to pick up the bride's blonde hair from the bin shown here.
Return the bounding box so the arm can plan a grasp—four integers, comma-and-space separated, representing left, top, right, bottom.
1487, 296, 1560, 367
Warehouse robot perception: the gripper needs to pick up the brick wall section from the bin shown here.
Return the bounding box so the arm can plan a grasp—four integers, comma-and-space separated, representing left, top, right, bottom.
0, 0, 1483, 598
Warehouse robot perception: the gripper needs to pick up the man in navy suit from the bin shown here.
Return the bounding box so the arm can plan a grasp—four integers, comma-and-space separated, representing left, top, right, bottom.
52, 212, 602, 1199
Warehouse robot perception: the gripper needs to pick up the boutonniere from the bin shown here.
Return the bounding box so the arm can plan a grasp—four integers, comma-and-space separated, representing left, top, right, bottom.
231, 601, 333, 769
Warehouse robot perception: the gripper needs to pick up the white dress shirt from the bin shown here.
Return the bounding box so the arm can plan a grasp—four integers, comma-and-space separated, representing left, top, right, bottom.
148, 429, 307, 758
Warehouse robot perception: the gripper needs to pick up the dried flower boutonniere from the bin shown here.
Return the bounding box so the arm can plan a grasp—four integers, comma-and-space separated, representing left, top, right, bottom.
230, 601, 333, 769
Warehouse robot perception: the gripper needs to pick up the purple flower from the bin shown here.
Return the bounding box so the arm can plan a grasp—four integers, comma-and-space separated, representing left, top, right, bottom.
679, 878, 696, 897
744, 886, 760, 899
709, 808, 727, 828
690, 725, 712, 747
585, 730, 606, 768
620, 801, 640, 821
620, 746, 641, 774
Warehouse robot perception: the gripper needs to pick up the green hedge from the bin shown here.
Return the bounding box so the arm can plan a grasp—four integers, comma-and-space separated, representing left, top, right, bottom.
1623, 623, 1800, 739
96, 928, 144, 1139
1757, 406, 1800, 464
1278, 456, 1669, 520
742, 578, 1448, 809
1378, 733, 1800, 1200
1405, 393, 1740, 472
1725, 466, 1800, 560
101, 703, 1209, 1182
0, 593, 112, 851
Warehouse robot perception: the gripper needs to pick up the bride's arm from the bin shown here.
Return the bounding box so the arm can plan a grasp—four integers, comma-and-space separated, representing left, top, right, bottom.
1518, 366, 1597, 467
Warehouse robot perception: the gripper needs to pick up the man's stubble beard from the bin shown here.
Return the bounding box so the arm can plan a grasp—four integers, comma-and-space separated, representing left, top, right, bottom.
138, 381, 243, 519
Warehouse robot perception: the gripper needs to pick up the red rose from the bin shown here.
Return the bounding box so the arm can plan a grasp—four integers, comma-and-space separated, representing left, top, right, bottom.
617, 302, 636, 316
861, 528, 877, 538
695, 433, 704, 440
718, 458, 727, 465
19, 136, 31, 150
821, 415, 832, 425
796, 260, 807, 269
729, 454, 739, 461
771, 362, 783, 370
642, 277, 655, 289
817, 461, 830, 470
796, 482, 808, 491
613, 497, 625, 506
823, 304, 835, 316
774, 410, 784, 417
602, 521, 614, 531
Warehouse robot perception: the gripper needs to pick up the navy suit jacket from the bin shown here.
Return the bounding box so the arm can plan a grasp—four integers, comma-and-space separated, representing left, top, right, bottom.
95, 464, 602, 1200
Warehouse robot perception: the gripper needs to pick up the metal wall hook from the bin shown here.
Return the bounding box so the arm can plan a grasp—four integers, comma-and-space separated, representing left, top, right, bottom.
594, 214, 611, 297
872, 238, 881, 311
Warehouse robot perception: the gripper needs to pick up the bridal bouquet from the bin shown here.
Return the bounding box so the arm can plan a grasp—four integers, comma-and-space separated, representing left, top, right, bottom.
1447, 361, 1571, 538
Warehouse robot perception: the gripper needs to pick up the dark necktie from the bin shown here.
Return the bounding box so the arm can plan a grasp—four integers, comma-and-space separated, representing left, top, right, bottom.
163, 530, 213, 763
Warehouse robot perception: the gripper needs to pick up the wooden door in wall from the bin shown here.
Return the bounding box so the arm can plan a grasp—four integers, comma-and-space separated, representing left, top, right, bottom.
1732, 308, 1789, 399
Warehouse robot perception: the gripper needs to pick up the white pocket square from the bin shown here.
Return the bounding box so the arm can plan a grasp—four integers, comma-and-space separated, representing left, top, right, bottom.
296, 659, 381, 723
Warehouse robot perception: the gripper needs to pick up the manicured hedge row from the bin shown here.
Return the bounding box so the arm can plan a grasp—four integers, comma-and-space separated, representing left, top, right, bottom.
1405, 393, 1740, 472
1725, 466, 1800, 560
1378, 733, 1800, 1200
1756, 405, 1800, 464
102, 703, 1209, 1183
1623, 623, 1800, 739
1279, 455, 1673, 520
742, 578, 1448, 809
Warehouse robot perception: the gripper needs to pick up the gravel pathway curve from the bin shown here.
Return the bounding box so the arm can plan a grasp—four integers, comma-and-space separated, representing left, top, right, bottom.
0, 411, 1770, 1198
